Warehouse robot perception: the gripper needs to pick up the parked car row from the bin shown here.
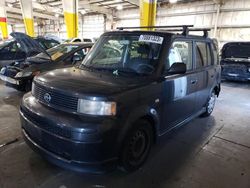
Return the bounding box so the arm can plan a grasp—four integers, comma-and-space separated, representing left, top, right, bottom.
0, 32, 93, 91
0, 26, 220, 174
0, 33, 60, 69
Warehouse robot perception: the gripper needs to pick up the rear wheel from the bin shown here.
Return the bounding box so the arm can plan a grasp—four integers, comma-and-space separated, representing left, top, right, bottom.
201, 90, 216, 117
119, 120, 153, 172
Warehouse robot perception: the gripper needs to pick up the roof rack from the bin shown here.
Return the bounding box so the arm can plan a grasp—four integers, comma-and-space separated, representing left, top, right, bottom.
116, 25, 210, 38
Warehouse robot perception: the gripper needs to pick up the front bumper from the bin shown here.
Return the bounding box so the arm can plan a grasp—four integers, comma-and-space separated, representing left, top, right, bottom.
20, 93, 120, 173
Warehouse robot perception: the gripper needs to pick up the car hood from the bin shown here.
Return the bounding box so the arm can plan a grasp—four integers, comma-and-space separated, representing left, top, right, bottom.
34, 67, 154, 97
10, 32, 50, 57
221, 42, 250, 59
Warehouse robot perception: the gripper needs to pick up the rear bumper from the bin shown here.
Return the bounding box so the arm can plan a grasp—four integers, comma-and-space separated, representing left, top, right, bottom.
221, 73, 250, 81
20, 93, 120, 173
221, 65, 250, 81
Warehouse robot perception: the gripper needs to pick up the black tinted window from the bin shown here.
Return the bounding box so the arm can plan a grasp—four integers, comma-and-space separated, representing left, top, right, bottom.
212, 43, 218, 65
195, 44, 203, 68
195, 42, 212, 68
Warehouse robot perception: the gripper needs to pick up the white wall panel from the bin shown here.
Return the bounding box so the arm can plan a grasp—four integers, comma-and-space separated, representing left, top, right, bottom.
115, 0, 250, 48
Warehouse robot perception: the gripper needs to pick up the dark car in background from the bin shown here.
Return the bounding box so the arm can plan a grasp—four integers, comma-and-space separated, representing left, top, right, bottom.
20, 26, 221, 173
221, 42, 250, 81
0, 33, 60, 69
0, 42, 92, 91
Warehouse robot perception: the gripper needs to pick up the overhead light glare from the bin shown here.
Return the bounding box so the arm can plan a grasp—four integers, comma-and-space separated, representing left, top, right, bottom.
116, 5, 123, 10
80, 9, 86, 14
55, 13, 59, 18
169, 0, 178, 3
7, 3, 13, 7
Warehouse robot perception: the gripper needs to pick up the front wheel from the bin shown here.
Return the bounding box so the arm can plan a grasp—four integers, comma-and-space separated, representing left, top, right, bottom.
119, 120, 153, 172
200, 90, 216, 117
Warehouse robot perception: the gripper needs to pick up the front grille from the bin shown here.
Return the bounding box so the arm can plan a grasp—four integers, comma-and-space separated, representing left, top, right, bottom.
21, 106, 72, 139
33, 83, 78, 112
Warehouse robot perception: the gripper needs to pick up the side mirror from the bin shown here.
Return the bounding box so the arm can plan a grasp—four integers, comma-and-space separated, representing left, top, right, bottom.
168, 63, 187, 75
72, 54, 82, 63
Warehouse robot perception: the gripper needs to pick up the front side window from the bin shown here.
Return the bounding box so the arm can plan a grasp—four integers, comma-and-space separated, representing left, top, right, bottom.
167, 41, 193, 70
80, 34, 164, 75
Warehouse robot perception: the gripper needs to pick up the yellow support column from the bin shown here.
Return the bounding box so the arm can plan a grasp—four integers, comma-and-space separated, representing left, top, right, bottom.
0, 1, 8, 39
140, 0, 157, 30
62, 0, 78, 39
20, 0, 35, 37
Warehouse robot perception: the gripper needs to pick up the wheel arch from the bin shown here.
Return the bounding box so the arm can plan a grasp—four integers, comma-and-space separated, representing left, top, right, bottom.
116, 106, 160, 156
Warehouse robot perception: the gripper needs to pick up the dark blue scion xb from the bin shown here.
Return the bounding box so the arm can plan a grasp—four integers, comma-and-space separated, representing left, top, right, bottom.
20, 26, 221, 173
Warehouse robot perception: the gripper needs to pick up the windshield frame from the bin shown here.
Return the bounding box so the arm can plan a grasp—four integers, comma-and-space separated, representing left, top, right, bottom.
79, 32, 166, 77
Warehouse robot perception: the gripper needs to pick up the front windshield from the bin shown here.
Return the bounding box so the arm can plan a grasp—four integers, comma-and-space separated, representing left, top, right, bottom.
80, 34, 163, 75
35, 44, 79, 61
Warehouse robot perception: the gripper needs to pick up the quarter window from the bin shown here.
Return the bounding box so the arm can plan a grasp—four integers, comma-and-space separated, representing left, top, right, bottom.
168, 41, 193, 70
195, 42, 212, 68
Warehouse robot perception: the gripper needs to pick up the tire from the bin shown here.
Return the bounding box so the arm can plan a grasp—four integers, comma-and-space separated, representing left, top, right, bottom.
119, 119, 153, 172
200, 90, 216, 117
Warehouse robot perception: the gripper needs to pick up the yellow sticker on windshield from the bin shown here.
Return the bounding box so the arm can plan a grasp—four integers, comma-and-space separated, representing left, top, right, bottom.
139, 35, 163, 44
51, 52, 63, 60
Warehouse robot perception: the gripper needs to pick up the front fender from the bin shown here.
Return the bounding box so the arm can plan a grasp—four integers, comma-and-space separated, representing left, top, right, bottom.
115, 105, 160, 154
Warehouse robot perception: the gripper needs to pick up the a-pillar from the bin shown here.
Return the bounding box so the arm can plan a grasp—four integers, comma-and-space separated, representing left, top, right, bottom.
0, 0, 8, 39
20, 0, 35, 37
62, 0, 78, 38
140, 0, 157, 30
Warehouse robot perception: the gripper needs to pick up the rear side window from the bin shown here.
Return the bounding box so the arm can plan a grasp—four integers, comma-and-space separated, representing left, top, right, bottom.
195, 42, 212, 68
168, 41, 193, 70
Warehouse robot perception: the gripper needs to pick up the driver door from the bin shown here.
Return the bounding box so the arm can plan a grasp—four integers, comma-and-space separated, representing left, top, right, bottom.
161, 40, 198, 132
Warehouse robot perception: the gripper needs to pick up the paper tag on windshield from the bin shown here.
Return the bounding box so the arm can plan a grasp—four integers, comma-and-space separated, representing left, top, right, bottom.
139, 35, 163, 44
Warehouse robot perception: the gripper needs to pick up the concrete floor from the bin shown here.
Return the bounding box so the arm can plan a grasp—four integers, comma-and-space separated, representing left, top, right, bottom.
0, 80, 250, 188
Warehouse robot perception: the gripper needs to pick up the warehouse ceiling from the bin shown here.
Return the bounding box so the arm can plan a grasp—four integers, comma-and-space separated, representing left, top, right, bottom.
4, 0, 206, 24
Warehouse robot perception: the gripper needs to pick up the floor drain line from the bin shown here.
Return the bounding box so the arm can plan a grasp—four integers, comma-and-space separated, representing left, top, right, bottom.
0, 138, 19, 149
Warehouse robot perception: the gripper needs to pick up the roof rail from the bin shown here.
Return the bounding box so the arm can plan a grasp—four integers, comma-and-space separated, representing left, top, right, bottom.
117, 25, 194, 30
116, 25, 210, 38
117, 25, 193, 35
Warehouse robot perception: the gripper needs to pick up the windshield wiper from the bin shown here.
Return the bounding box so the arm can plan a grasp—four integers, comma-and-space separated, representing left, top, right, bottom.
114, 68, 146, 76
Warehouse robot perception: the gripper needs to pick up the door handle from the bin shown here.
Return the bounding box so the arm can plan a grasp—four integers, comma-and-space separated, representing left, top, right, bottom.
190, 79, 198, 84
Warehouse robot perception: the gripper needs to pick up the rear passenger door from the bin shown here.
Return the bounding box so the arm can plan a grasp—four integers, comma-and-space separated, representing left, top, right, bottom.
194, 41, 216, 113
162, 40, 197, 131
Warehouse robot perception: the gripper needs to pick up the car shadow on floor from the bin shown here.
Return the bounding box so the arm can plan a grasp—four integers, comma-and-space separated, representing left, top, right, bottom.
32, 117, 219, 188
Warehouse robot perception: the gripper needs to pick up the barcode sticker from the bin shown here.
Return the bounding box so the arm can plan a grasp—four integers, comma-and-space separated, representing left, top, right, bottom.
139, 35, 164, 44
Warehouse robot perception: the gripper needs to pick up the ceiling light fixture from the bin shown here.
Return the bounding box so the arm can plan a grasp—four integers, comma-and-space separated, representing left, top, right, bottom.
117, 5, 123, 10
169, 0, 178, 3
55, 13, 59, 18
7, 3, 13, 7
80, 9, 86, 14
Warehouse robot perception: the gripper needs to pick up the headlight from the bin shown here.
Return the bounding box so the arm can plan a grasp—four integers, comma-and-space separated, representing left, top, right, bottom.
77, 99, 116, 116
15, 71, 32, 78
248, 67, 250, 72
